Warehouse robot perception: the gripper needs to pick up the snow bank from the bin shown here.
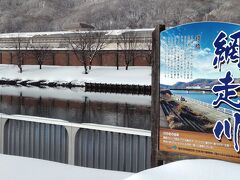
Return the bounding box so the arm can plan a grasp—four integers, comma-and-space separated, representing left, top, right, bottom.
0, 154, 132, 180
1, 154, 240, 180
0, 65, 151, 85
126, 159, 240, 180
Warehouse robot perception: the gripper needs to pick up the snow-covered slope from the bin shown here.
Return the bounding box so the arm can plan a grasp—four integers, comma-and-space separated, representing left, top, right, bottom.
0, 154, 132, 180
126, 159, 240, 180
0, 65, 151, 85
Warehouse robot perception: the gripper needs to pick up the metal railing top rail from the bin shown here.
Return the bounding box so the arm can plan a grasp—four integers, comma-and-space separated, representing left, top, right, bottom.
0, 113, 151, 137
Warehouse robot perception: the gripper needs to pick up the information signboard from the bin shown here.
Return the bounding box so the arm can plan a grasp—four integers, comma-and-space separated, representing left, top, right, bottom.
159, 22, 240, 162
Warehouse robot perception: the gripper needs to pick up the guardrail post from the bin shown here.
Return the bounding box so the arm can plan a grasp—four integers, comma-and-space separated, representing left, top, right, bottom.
0, 117, 8, 154
65, 126, 80, 165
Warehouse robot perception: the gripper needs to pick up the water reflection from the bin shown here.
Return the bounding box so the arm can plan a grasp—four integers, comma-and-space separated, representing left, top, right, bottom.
0, 86, 151, 130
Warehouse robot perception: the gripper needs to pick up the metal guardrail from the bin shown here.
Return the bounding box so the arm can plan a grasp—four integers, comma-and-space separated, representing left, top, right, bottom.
0, 114, 150, 137
0, 113, 151, 172
173, 95, 235, 116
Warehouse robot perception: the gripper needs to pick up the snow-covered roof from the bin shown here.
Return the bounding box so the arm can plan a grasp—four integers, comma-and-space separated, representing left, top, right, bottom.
105, 28, 154, 36
0, 28, 154, 39
0, 28, 153, 50
0, 31, 75, 38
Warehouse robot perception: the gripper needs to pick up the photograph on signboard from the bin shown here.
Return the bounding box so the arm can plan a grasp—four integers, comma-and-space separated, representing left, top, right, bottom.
159, 22, 240, 162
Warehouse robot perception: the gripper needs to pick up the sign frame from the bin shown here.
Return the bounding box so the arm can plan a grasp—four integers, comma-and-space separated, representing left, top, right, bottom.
152, 22, 240, 165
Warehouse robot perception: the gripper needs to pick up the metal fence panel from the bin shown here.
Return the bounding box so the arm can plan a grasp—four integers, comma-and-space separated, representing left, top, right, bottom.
4, 119, 68, 163
75, 128, 151, 172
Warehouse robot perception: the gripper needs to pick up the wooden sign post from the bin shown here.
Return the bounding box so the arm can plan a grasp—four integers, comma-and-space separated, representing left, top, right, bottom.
151, 24, 165, 167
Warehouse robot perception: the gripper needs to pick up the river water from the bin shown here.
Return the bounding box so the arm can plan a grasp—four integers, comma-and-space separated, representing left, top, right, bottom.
172, 90, 240, 111
0, 86, 151, 130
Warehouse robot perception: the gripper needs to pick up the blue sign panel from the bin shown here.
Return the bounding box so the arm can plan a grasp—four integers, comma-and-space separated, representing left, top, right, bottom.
159, 22, 240, 161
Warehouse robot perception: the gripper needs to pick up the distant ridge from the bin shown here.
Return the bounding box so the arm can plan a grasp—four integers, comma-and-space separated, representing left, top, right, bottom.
161, 78, 222, 89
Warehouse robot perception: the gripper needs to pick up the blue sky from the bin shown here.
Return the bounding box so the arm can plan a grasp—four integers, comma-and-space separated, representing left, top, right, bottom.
160, 22, 240, 85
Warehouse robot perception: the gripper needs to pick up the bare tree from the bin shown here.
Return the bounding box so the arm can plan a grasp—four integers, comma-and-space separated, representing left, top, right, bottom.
116, 39, 120, 70
139, 38, 152, 65
14, 36, 30, 73
119, 31, 138, 70
67, 31, 107, 74
88, 32, 107, 70
31, 43, 51, 69
154, 0, 172, 25
169, 0, 188, 25
67, 32, 88, 74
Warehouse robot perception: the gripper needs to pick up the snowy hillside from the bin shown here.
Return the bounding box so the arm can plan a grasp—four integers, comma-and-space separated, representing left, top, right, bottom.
0, 0, 239, 32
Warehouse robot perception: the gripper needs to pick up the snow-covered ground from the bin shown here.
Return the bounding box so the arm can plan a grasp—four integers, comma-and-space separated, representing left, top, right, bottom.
0, 65, 151, 86
0, 154, 132, 180
1, 155, 240, 180
126, 159, 240, 180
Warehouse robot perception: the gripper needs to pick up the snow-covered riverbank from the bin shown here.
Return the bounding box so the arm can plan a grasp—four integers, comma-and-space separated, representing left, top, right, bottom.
0, 65, 151, 86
